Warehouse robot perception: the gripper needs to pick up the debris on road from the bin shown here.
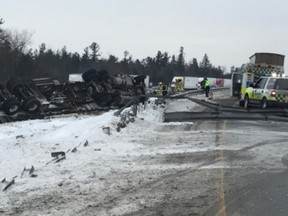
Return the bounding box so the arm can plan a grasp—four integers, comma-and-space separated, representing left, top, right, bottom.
16, 135, 24, 139
94, 148, 101, 151
2, 179, 15, 191
102, 127, 111, 135
54, 156, 66, 163
51, 151, 66, 158
20, 166, 37, 178
84, 140, 89, 147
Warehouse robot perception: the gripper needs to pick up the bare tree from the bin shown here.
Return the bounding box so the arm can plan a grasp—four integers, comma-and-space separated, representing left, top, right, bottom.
0, 18, 9, 45
6, 29, 34, 52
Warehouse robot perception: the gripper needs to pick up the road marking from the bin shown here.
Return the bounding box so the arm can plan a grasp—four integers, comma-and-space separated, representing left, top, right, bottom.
216, 120, 227, 216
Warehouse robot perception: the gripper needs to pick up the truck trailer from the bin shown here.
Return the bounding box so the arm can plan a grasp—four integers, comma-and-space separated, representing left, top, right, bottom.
170, 76, 202, 90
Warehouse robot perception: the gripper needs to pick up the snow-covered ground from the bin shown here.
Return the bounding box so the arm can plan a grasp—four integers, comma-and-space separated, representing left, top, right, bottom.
0, 99, 167, 214
1, 90, 287, 216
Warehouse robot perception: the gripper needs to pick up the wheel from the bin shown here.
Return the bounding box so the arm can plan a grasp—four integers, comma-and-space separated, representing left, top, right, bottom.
97, 70, 110, 82
22, 96, 41, 113
2, 98, 21, 115
82, 69, 98, 83
261, 97, 268, 109
244, 95, 250, 109
6, 77, 23, 94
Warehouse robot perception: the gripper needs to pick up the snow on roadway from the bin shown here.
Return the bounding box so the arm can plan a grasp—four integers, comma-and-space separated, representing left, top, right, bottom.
1, 89, 286, 215
165, 88, 232, 113
0, 95, 213, 210
0, 91, 237, 205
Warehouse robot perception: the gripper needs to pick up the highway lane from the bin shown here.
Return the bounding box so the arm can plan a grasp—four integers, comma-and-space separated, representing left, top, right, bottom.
121, 120, 288, 216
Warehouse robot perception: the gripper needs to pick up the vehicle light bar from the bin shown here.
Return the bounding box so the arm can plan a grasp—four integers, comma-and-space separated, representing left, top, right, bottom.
271, 91, 276, 97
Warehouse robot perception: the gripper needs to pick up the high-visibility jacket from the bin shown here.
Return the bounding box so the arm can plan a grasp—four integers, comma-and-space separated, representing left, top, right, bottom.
205, 80, 210, 87
157, 85, 163, 96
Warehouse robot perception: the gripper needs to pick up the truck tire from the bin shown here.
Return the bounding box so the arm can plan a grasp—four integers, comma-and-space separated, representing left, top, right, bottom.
82, 69, 98, 83
244, 95, 250, 109
261, 97, 268, 109
22, 96, 41, 113
2, 98, 21, 115
6, 77, 23, 95
97, 70, 110, 82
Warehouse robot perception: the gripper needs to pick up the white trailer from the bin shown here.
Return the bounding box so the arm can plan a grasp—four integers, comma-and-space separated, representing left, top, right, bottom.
183, 77, 201, 89
68, 73, 83, 82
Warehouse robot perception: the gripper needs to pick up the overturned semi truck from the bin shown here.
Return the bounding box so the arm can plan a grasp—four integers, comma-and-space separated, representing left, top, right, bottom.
0, 69, 147, 117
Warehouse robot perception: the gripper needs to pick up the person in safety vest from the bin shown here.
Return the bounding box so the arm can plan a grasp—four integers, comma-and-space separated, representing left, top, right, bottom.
204, 77, 210, 98
157, 82, 163, 96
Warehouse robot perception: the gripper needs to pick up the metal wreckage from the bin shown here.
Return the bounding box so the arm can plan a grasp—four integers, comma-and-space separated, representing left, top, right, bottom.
0, 69, 147, 123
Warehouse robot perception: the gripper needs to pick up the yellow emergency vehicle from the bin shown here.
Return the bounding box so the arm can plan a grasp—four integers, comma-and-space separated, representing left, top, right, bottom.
232, 53, 286, 108
243, 77, 288, 109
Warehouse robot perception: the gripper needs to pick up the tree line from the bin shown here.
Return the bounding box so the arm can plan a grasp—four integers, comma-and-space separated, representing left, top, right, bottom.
0, 18, 231, 86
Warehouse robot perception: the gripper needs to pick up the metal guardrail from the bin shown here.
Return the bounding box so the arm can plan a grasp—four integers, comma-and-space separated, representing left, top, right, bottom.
184, 97, 288, 114
164, 111, 288, 122
168, 87, 230, 98
164, 88, 288, 122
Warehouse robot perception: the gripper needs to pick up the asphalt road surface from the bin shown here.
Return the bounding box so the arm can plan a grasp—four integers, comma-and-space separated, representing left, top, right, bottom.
122, 120, 288, 216
3, 118, 288, 216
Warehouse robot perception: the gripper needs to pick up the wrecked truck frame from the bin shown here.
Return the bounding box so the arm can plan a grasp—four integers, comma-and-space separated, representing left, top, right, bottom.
0, 69, 148, 123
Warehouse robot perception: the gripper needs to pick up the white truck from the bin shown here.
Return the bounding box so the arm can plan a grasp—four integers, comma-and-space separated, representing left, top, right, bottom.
171, 76, 231, 90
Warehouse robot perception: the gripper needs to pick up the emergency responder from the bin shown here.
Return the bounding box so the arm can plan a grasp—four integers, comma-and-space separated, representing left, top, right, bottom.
175, 79, 184, 92
204, 77, 210, 98
157, 82, 163, 96
179, 79, 184, 92
175, 79, 180, 92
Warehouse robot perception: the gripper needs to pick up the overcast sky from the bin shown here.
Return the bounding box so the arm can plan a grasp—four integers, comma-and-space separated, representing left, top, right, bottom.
1, 0, 288, 72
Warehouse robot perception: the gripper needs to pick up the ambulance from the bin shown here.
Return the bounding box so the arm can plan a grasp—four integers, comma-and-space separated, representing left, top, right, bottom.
232, 53, 286, 108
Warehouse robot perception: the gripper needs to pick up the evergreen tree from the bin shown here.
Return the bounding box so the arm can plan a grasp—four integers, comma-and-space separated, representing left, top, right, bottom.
177, 46, 185, 75
200, 53, 211, 68
39, 43, 46, 55
107, 55, 118, 64
187, 58, 200, 76
89, 42, 101, 62
81, 47, 90, 66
